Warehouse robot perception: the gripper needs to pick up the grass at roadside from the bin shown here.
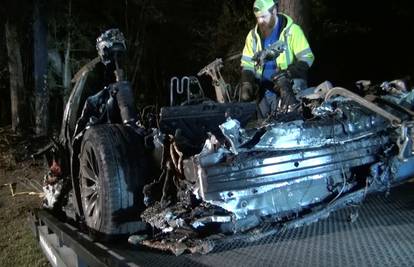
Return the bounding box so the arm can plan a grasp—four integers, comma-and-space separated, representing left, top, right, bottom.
0, 209, 49, 266
0, 166, 50, 267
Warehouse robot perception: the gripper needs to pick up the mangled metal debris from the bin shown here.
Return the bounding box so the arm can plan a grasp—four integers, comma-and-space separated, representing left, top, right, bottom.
42, 159, 64, 209
43, 179, 63, 208
137, 79, 414, 255
139, 200, 222, 255
42, 48, 414, 256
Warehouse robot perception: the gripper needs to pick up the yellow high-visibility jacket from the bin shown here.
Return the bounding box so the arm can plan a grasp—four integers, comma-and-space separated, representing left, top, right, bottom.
241, 13, 314, 79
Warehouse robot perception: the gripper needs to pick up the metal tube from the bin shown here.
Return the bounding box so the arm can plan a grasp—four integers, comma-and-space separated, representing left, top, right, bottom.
170, 77, 179, 106
325, 87, 401, 126
181, 76, 191, 104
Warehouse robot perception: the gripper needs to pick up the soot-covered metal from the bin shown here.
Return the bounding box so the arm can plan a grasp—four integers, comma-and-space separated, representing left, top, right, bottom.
42, 48, 414, 255
135, 80, 414, 255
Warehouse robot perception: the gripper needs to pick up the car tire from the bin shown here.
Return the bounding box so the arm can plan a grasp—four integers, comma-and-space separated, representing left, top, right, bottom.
79, 124, 147, 236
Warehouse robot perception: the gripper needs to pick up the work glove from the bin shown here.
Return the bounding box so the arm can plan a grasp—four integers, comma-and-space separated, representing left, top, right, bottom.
252, 50, 275, 69
272, 71, 298, 112
286, 61, 310, 81
240, 82, 254, 101
252, 41, 286, 69
240, 70, 256, 101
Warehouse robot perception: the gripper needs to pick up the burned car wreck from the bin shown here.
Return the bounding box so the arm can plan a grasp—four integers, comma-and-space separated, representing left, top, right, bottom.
42, 29, 414, 255
137, 80, 414, 254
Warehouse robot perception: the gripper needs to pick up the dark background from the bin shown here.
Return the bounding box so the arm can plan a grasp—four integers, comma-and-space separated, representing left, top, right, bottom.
0, 0, 413, 129
310, 0, 413, 88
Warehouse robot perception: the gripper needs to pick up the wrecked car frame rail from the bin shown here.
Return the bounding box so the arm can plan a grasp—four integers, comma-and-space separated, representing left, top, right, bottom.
193, 135, 387, 219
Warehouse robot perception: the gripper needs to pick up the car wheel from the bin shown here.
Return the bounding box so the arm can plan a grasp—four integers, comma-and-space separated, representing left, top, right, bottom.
79, 124, 147, 236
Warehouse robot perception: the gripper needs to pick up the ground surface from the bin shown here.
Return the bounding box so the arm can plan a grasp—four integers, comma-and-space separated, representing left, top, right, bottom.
0, 126, 49, 267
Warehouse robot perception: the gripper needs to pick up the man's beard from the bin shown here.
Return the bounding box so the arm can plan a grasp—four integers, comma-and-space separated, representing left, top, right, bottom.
259, 15, 276, 36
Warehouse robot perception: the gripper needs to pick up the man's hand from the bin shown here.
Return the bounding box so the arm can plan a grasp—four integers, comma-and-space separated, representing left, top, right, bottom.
240, 82, 254, 101
273, 71, 298, 112
286, 61, 310, 80
252, 41, 286, 69
240, 70, 256, 101
252, 50, 272, 69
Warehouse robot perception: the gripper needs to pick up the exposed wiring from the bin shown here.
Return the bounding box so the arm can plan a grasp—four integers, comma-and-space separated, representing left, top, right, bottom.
328, 115, 347, 206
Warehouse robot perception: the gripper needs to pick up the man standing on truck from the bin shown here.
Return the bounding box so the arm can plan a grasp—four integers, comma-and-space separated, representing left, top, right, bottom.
240, 0, 314, 116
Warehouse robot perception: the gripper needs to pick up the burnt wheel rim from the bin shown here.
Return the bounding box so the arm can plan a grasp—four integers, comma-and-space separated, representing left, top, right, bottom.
80, 145, 101, 226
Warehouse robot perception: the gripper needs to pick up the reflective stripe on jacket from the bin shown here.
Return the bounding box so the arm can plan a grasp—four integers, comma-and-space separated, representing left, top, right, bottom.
241, 13, 314, 79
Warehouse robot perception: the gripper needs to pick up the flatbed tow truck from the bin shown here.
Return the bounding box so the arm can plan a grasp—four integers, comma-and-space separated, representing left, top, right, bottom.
29, 29, 414, 266
29, 182, 414, 267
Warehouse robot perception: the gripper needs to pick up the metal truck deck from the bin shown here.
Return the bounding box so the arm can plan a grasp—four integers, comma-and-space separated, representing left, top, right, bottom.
30, 182, 414, 267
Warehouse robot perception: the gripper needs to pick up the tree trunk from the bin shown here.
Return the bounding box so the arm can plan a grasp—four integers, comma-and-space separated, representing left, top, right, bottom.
33, 0, 49, 136
5, 21, 25, 134
0, 67, 10, 126
63, 0, 72, 105
279, 0, 310, 35
63, 35, 71, 104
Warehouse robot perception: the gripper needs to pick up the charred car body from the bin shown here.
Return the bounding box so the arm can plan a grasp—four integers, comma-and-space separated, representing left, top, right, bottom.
43, 29, 414, 254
